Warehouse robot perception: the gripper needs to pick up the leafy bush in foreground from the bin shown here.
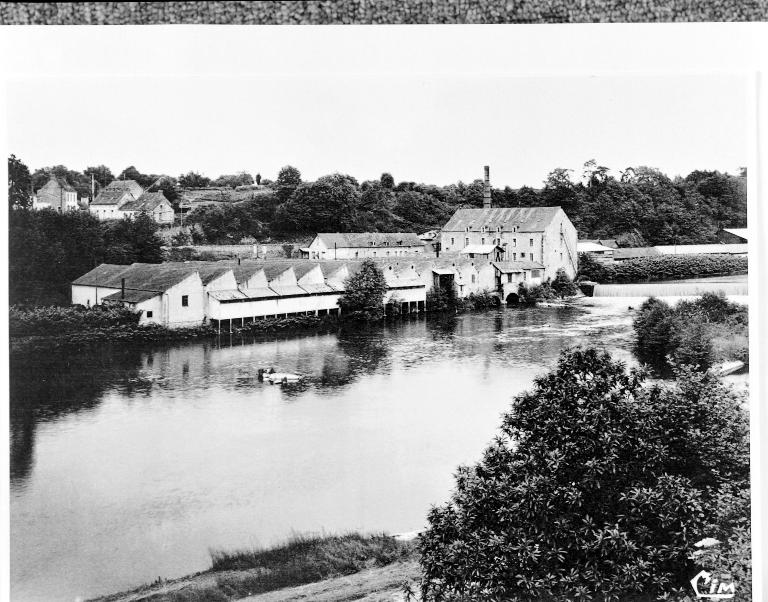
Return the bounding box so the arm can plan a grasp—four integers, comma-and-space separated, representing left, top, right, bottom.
338, 259, 388, 321
418, 348, 749, 601
578, 253, 747, 283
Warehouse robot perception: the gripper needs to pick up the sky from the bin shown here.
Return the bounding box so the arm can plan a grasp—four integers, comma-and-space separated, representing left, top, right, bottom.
6, 72, 748, 189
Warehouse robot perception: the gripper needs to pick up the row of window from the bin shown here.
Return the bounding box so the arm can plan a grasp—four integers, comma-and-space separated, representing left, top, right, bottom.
450, 237, 535, 247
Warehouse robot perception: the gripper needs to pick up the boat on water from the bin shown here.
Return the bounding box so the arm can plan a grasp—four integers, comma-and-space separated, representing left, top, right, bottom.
265, 372, 301, 384
711, 360, 745, 377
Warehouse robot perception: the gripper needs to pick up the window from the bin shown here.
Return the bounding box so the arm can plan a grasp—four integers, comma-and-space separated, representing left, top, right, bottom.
481, 237, 485, 245
529, 238, 534, 247
146, 310, 153, 318
465, 237, 470, 246
451, 237, 455, 245
513, 252, 517, 260
181, 295, 189, 307
521, 252, 526, 259
471, 274, 476, 283
532, 270, 541, 278
560, 252, 563, 260
507, 274, 513, 283
512, 238, 517, 247
355, 251, 359, 258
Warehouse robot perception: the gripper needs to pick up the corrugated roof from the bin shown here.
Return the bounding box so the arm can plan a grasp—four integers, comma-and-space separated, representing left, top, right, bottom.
493, 260, 545, 272
443, 207, 561, 233
316, 232, 423, 248
299, 283, 337, 294
209, 290, 249, 301
270, 285, 306, 297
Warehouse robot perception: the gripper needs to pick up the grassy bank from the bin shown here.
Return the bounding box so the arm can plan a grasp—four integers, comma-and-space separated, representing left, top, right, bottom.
92, 533, 417, 602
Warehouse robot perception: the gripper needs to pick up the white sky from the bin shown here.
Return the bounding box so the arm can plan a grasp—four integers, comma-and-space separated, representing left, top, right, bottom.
2, 24, 761, 188
5, 73, 749, 187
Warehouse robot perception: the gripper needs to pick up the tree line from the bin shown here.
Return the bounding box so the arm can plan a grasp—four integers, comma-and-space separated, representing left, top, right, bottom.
10, 155, 746, 245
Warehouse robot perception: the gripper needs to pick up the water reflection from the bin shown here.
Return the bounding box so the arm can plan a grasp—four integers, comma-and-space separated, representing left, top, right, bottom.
10, 301, 645, 602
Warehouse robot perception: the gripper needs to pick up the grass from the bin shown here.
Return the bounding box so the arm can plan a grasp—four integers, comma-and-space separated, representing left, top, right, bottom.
108, 533, 417, 602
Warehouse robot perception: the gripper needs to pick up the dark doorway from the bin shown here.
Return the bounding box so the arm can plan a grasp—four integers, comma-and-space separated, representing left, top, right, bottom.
506, 292, 520, 305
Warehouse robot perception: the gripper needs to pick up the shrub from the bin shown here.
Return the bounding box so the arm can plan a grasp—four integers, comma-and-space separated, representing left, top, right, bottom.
578, 253, 747, 284
550, 268, 579, 297
418, 348, 749, 601
9, 304, 140, 337
426, 285, 459, 312
338, 259, 388, 321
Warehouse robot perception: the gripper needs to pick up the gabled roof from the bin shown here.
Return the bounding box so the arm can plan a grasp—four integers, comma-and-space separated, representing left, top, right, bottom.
36, 176, 75, 195
292, 262, 322, 280
493, 260, 545, 272
121, 191, 171, 212
443, 207, 561, 233
316, 232, 423, 248
72, 263, 199, 291
92, 180, 143, 206
261, 263, 294, 281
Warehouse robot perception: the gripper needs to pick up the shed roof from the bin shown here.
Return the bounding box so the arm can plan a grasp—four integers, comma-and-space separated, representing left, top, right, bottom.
102, 289, 162, 303
442, 206, 561, 233
72, 263, 200, 292
577, 242, 615, 253
316, 232, 423, 248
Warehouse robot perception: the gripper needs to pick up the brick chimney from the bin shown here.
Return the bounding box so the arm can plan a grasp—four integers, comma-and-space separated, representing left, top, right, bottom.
483, 165, 491, 209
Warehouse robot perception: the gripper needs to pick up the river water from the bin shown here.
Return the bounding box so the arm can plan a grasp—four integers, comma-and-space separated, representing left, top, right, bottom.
8, 295, 747, 601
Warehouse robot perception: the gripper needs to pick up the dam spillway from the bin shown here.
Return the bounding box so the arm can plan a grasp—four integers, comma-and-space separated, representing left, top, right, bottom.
592, 277, 748, 298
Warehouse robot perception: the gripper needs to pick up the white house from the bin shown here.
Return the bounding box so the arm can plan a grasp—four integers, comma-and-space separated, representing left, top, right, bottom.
302, 233, 425, 260
89, 179, 144, 220
119, 192, 175, 225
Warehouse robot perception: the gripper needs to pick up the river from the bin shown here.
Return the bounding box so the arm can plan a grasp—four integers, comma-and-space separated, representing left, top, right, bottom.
9, 294, 747, 601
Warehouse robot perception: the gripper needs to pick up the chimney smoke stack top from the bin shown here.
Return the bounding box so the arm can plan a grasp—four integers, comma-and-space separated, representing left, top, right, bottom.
483, 165, 492, 209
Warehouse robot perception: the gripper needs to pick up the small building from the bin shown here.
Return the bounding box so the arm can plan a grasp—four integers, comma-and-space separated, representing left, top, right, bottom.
577, 241, 615, 262
492, 261, 544, 304
31, 177, 78, 212
716, 228, 748, 244
119, 191, 175, 225
460, 244, 504, 261
302, 232, 425, 260
89, 180, 144, 220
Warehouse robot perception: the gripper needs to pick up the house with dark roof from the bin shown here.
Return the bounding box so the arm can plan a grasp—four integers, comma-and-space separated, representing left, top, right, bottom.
441, 206, 578, 280
301, 232, 425, 260
89, 180, 144, 220
119, 192, 175, 225
32, 177, 78, 212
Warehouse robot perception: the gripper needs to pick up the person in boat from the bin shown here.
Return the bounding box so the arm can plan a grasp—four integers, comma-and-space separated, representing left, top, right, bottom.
268, 367, 275, 374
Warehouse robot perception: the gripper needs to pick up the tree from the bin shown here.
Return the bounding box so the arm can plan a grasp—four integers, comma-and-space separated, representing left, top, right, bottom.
274, 173, 360, 234
178, 171, 211, 188
380, 172, 395, 189
118, 166, 156, 189
549, 268, 578, 297
338, 259, 388, 321
275, 165, 302, 203
212, 172, 254, 188
83, 165, 115, 194
255, 173, 262, 186
418, 347, 748, 601
8, 155, 32, 209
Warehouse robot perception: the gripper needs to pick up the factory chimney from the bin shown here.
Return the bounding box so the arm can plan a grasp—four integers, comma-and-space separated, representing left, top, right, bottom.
483, 165, 491, 209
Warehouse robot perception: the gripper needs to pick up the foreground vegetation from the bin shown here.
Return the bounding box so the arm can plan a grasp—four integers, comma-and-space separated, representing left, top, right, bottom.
94, 533, 416, 602
578, 252, 748, 284
417, 347, 750, 601
633, 293, 749, 374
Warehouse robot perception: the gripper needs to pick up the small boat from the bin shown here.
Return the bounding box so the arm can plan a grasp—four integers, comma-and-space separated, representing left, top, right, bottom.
265, 372, 301, 384
711, 360, 745, 377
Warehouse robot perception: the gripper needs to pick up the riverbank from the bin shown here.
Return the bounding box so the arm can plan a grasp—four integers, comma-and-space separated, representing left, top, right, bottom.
90, 533, 418, 602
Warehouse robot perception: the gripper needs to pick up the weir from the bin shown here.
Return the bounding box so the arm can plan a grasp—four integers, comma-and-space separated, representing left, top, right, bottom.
593, 280, 748, 297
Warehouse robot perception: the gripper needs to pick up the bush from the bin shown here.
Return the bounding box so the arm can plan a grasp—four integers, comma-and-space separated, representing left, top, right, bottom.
578, 253, 747, 284
9, 304, 140, 337
418, 348, 749, 601
426, 285, 459, 312
338, 259, 388, 321
633, 294, 748, 374
550, 268, 579, 297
